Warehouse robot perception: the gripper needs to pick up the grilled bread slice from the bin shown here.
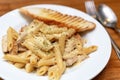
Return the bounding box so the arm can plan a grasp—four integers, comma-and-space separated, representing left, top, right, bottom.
19, 7, 96, 32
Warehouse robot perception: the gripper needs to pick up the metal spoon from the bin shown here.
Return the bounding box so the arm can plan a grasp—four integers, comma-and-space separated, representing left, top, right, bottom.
97, 4, 120, 33
85, 1, 120, 59
97, 4, 120, 59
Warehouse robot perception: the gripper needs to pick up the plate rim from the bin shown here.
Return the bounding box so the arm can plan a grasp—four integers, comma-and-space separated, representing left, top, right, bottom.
0, 4, 112, 80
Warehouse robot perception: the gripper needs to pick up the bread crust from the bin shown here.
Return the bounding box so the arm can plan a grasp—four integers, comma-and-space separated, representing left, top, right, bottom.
19, 7, 96, 32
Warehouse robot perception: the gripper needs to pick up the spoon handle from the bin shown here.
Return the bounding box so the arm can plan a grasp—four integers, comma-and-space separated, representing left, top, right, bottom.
109, 34, 120, 59
115, 27, 120, 34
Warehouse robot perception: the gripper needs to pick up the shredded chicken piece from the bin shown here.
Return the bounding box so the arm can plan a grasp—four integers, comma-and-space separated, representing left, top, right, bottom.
65, 55, 78, 66
64, 37, 76, 53
64, 34, 84, 66
18, 44, 28, 52
2, 35, 8, 52
10, 42, 18, 55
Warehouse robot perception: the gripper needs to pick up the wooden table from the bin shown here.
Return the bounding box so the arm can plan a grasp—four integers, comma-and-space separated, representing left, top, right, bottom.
0, 0, 120, 80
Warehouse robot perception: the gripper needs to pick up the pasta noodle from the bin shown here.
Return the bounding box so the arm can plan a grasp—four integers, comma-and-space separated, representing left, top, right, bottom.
37, 58, 56, 67
3, 54, 28, 63
54, 43, 64, 74
25, 63, 34, 73
7, 27, 18, 51
30, 54, 39, 65
37, 66, 49, 76
14, 63, 25, 68
48, 65, 60, 80
58, 34, 66, 55
82, 45, 98, 55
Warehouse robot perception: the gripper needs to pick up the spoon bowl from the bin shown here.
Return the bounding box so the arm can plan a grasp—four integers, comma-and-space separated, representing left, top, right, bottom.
97, 4, 119, 31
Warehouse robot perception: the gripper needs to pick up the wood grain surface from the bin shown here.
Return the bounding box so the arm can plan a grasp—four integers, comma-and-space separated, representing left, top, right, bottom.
0, 0, 120, 80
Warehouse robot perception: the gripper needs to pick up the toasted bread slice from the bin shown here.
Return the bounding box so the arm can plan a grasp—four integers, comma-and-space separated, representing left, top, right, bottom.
19, 7, 96, 32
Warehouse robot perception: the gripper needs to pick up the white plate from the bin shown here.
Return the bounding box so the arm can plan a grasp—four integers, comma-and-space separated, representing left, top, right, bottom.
0, 4, 111, 80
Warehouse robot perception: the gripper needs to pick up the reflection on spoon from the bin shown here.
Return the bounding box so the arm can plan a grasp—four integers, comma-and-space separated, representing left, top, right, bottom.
97, 4, 120, 33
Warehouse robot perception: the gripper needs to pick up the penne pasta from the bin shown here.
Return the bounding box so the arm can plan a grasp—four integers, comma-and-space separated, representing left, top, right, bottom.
25, 63, 34, 73
54, 43, 63, 68
30, 54, 38, 65
14, 63, 25, 68
7, 27, 18, 51
58, 34, 66, 55
48, 65, 60, 80
43, 51, 55, 59
18, 50, 32, 59
3, 54, 28, 63
37, 66, 49, 76
37, 58, 56, 67
78, 45, 98, 55
59, 61, 66, 76
54, 43, 65, 77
